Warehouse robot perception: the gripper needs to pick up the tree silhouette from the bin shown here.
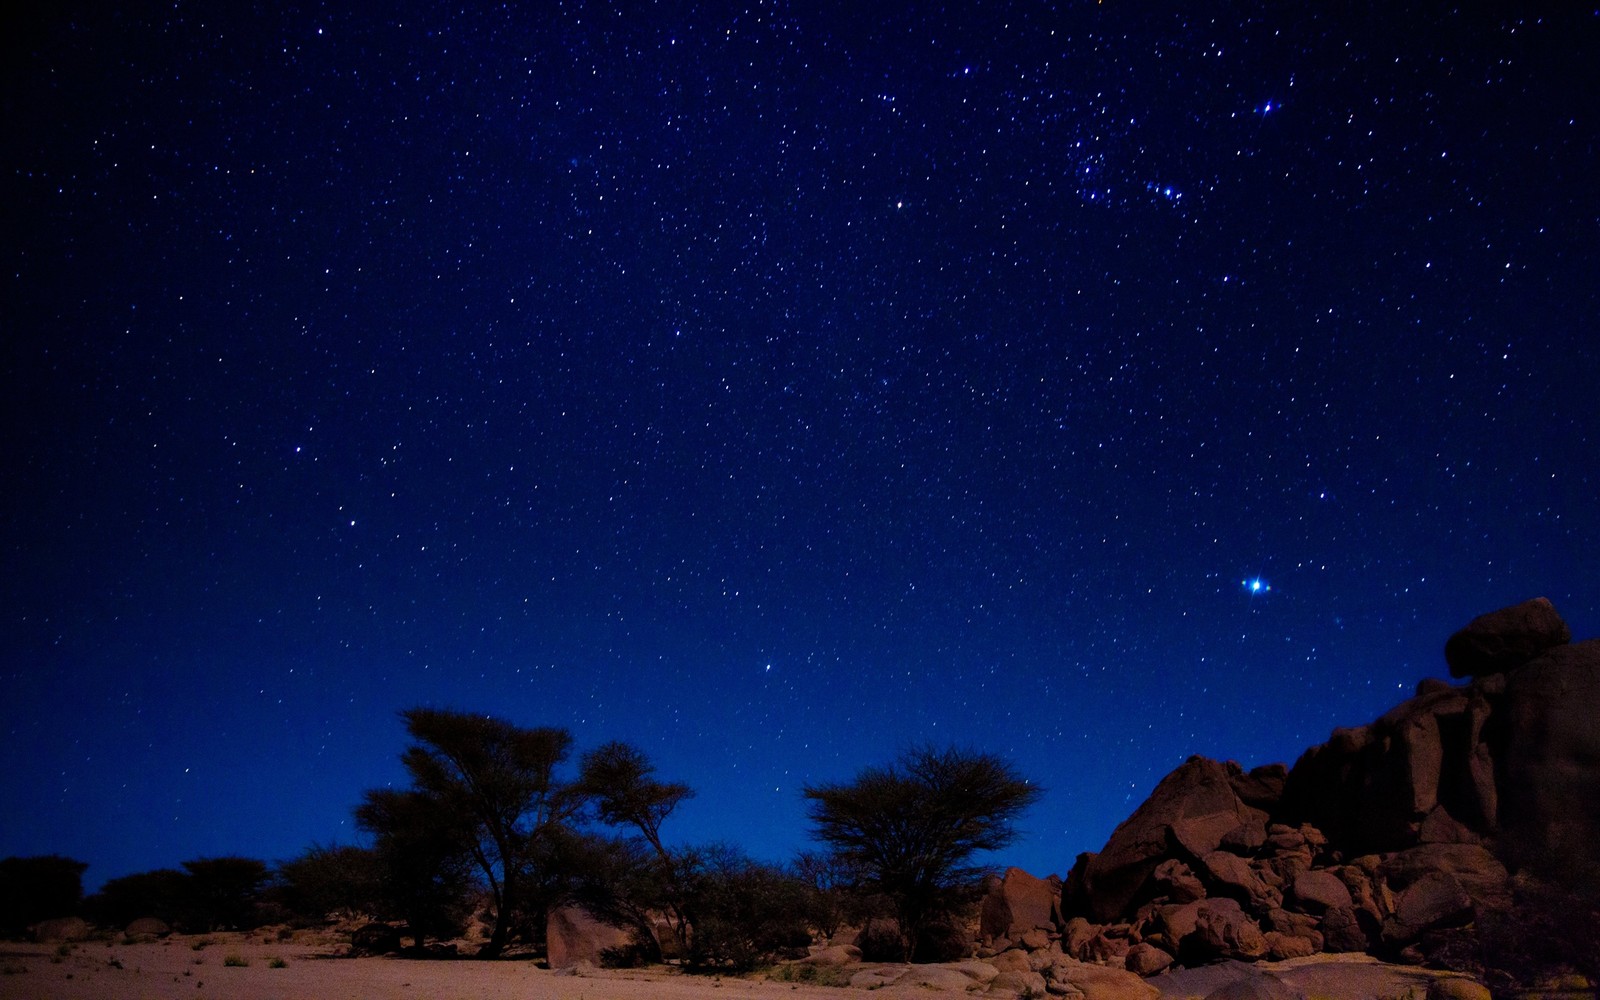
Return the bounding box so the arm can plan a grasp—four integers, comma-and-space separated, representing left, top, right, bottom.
578, 741, 694, 950
180, 857, 270, 931
0, 855, 87, 937
356, 788, 478, 949
275, 843, 385, 923
803, 745, 1042, 958
389, 707, 584, 957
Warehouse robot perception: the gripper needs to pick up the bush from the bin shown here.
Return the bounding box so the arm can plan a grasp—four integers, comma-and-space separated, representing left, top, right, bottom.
856, 918, 906, 962
911, 913, 971, 963
769, 962, 853, 987
84, 869, 189, 929
273, 844, 384, 924
0, 856, 88, 937
1476, 869, 1600, 992
679, 846, 814, 971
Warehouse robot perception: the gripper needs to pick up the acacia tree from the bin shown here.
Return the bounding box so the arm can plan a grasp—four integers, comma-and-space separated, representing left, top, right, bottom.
0, 855, 87, 937
356, 788, 478, 948
803, 745, 1042, 958
578, 741, 695, 951
180, 857, 271, 931
389, 708, 585, 957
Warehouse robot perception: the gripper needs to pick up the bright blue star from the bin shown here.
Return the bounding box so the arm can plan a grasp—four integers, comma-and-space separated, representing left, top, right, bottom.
1243, 577, 1270, 594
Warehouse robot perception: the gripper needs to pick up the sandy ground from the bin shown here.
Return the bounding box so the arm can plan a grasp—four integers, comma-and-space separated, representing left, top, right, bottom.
0, 932, 1497, 1000
0, 934, 850, 1000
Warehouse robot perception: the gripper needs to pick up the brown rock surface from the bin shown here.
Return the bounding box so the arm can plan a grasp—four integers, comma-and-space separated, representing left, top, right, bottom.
981, 867, 1060, 942
1125, 942, 1174, 977
1500, 638, 1600, 865
546, 904, 642, 970
1380, 871, 1473, 947
1163, 898, 1268, 964
1198, 851, 1278, 913
1444, 596, 1570, 678
1079, 757, 1266, 922
1288, 870, 1352, 914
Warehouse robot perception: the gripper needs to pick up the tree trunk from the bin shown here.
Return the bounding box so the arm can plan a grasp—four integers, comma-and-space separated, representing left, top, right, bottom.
478, 877, 515, 958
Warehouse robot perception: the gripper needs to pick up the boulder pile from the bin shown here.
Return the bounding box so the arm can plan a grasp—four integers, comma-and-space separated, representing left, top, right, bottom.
972, 598, 1598, 979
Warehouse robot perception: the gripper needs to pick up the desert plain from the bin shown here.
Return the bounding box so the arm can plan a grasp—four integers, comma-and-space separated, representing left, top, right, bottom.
0, 928, 1500, 1000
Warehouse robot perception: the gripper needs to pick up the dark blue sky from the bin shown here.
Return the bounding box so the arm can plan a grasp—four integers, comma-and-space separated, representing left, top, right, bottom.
4, 2, 1596, 890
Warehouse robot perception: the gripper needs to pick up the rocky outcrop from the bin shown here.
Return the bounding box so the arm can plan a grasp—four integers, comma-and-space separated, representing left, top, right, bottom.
1075, 756, 1274, 923
1500, 638, 1600, 865
1051, 598, 1599, 980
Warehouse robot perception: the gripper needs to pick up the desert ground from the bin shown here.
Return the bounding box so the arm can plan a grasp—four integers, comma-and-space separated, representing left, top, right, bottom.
0, 929, 1499, 1000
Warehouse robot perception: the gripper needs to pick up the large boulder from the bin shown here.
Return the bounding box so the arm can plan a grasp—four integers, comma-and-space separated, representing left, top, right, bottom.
124, 916, 171, 939
1045, 957, 1162, 1000
1444, 597, 1570, 678
1151, 859, 1205, 903
1499, 638, 1600, 866
980, 867, 1059, 942
1320, 906, 1373, 953
1380, 871, 1473, 948
1288, 869, 1352, 914
1197, 851, 1278, 914
32, 916, 89, 942
1162, 898, 1268, 964
1077, 757, 1267, 922
546, 905, 647, 969
1378, 843, 1510, 913
1125, 942, 1174, 977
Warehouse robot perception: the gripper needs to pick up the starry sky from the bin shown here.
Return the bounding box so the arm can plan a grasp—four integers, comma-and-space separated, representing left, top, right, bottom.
3, 3, 1597, 892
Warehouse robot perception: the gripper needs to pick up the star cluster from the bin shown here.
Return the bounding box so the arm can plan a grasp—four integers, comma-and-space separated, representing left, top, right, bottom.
3, 4, 1596, 885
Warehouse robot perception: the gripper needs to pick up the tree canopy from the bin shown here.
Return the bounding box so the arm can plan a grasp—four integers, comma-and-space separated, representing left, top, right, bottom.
804, 745, 1042, 956
388, 707, 585, 956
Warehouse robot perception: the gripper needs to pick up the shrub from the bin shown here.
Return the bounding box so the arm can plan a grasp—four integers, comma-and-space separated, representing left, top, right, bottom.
856, 918, 906, 962
1476, 869, 1600, 991
769, 962, 853, 987
222, 955, 248, 967
680, 846, 814, 971
0, 856, 88, 937
911, 913, 971, 963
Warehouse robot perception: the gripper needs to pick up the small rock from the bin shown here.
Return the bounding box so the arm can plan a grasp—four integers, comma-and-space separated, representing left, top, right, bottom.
992, 969, 1049, 997
1288, 870, 1352, 914
1124, 942, 1173, 977
801, 944, 860, 966
953, 960, 1001, 984
1425, 978, 1492, 1000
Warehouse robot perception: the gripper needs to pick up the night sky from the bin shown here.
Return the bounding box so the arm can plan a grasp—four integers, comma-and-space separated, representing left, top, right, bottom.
4, 3, 1597, 892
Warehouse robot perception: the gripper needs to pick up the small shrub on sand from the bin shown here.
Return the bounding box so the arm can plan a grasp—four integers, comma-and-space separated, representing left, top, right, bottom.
768, 962, 852, 988
222, 954, 248, 968
268, 956, 287, 968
